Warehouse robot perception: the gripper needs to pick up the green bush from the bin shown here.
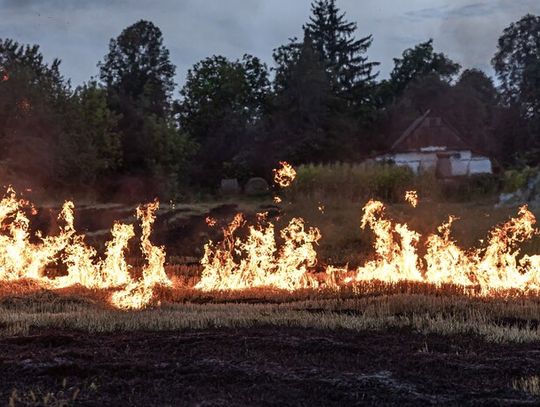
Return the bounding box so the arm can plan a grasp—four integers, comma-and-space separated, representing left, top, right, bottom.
502, 167, 538, 193
289, 162, 417, 202
287, 162, 500, 203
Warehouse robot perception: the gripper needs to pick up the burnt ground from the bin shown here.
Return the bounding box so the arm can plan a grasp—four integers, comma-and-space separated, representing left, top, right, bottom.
1, 327, 539, 406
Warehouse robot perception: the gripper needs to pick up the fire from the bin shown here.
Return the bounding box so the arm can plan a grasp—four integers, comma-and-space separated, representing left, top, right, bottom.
355, 199, 540, 294
3, 178, 540, 310
0, 187, 172, 309
355, 200, 423, 283
273, 161, 297, 188
196, 213, 320, 291
111, 201, 171, 310
405, 191, 418, 207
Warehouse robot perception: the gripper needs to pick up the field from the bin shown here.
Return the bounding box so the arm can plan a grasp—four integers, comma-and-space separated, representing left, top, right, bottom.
2, 192, 540, 405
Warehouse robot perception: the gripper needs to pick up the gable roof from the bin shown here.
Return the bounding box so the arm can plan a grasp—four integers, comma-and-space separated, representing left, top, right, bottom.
391, 110, 471, 152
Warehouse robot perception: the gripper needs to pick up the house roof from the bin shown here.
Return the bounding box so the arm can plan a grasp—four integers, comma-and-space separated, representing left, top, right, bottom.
391, 110, 471, 152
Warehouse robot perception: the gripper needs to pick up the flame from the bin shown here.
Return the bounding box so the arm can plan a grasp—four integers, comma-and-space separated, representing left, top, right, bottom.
111, 201, 171, 310
273, 161, 296, 188
355, 200, 423, 283
354, 199, 540, 294
3, 182, 540, 310
0, 187, 172, 310
205, 217, 217, 227
405, 191, 418, 207
196, 213, 320, 291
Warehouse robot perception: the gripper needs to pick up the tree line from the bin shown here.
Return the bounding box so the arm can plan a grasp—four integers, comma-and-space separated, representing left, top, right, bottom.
0, 0, 539, 199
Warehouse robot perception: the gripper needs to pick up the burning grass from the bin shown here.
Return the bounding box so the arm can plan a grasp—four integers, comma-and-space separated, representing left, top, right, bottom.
3, 161, 540, 341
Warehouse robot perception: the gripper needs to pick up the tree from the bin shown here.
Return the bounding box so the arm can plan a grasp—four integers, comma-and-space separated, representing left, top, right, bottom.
99, 20, 175, 118
272, 38, 302, 93
304, 0, 379, 104
0, 39, 70, 189
178, 55, 270, 185
451, 69, 499, 151
492, 14, 540, 164
179, 55, 269, 137
264, 33, 334, 163
56, 81, 122, 187
388, 39, 461, 97
492, 14, 540, 111
99, 20, 188, 185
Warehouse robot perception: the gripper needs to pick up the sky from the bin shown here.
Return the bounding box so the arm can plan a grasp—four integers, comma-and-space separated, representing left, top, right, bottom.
0, 0, 539, 88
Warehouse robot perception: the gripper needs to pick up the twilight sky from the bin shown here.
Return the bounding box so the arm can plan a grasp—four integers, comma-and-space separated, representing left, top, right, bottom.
0, 0, 538, 88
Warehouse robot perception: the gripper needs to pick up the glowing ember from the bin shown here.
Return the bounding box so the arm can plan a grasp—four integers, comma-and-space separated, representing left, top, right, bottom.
205, 217, 217, 227
274, 196, 282, 204
273, 161, 297, 188
405, 191, 418, 208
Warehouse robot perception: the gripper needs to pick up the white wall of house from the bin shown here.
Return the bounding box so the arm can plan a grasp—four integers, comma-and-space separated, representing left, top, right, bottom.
375, 149, 492, 176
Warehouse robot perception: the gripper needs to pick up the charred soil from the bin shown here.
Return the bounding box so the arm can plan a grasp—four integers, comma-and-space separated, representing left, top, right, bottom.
1, 326, 540, 406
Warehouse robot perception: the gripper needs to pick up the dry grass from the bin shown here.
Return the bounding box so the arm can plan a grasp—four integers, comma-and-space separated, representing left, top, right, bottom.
7, 379, 90, 407
512, 376, 540, 396
2, 283, 540, 344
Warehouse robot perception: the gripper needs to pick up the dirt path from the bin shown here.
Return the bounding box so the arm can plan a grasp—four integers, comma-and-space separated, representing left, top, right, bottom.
1, 327, 539, 405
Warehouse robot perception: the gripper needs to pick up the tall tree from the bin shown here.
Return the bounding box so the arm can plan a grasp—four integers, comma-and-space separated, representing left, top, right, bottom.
56, 81, 122, 187
99, 20, 189, 187
265, 33, 335, 164
304, 0, 379, 104
492, 14, 540, 116
492, 14, 540, 164
99, 20, 175, 118
272, 38, 302, 93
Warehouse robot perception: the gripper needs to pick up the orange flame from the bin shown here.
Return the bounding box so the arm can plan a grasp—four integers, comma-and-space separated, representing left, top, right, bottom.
273, 161, 296, 188
196, 213, 320, 291
405, 191, 419, 207
2, 184, 540, 310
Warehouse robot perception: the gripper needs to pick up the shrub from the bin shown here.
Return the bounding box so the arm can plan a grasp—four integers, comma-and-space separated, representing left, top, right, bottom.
286, 162, 500, 203
502, 167, 538, 193
288, 162, 417, 203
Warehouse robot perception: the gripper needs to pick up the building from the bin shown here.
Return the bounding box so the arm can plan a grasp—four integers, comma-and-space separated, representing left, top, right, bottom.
375, 110, 493, 177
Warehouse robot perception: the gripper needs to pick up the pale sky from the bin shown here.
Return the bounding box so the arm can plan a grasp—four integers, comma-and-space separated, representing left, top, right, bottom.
0, 0, 538, 88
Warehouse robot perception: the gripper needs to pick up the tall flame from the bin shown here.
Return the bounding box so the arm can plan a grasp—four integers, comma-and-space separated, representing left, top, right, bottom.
111, 201, 171, 310
196, 213, 320, 291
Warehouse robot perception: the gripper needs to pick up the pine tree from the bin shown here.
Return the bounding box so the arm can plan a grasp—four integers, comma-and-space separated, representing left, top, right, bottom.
304, 0, 379, 104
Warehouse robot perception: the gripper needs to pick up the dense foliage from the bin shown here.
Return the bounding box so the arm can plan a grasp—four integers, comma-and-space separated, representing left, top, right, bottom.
0, 3, 538, 199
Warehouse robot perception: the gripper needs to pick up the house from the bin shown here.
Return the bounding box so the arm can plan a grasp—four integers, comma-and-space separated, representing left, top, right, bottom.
375, 110, 493, 177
